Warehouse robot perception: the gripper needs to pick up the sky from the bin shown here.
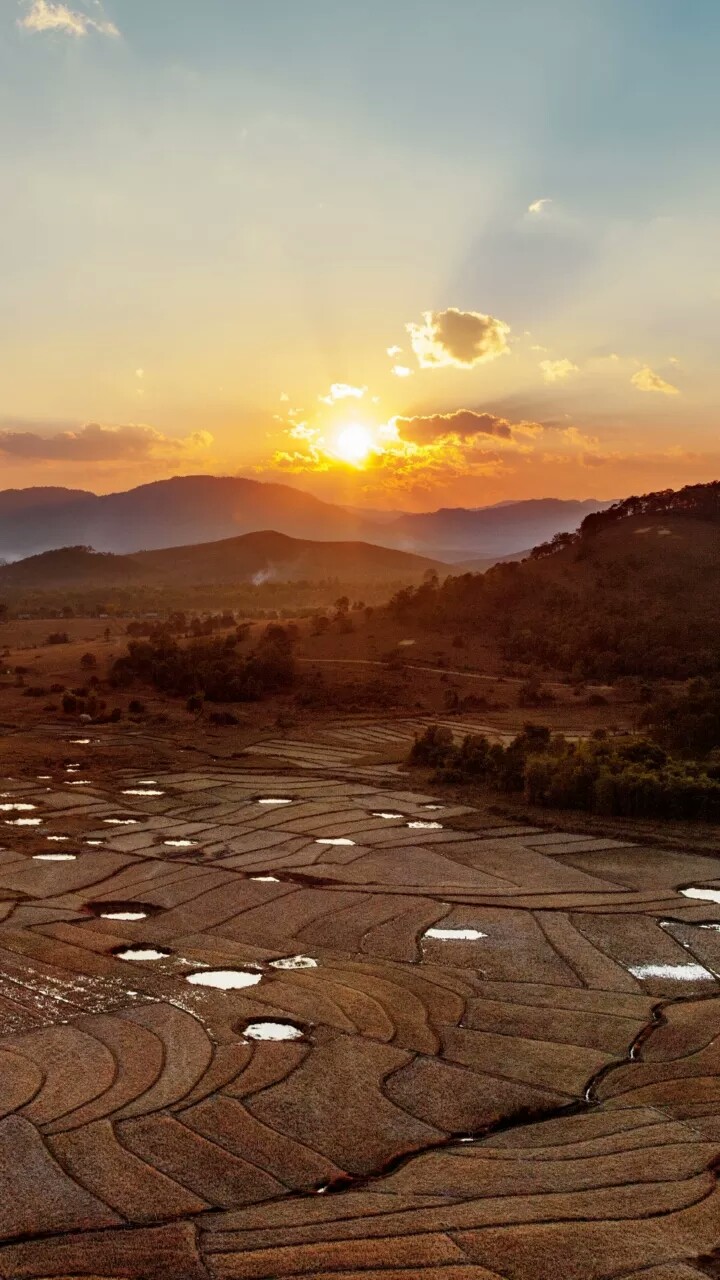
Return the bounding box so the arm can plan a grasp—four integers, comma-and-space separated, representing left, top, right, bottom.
0, 0, 719, 510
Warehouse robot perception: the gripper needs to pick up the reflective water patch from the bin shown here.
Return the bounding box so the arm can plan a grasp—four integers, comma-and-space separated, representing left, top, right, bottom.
424, 926, 487, 941
243, 1021, 304, 1041
680, 886, 720, 906
33, 853, 77, 862
628, 962, 715, 981
407, 820, 443, 830
258, 798, 293, 806
116, 947, 171, 961
315, 838, 356, 846
270, 955, 318, 970
185, 969, 263, 990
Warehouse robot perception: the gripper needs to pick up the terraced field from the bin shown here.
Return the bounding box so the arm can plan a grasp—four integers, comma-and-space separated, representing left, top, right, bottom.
0, 716, 718, 1278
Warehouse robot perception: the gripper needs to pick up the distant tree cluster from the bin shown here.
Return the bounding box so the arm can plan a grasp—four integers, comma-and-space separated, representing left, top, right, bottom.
109, 624, 297, 703
408, 723, 720, 823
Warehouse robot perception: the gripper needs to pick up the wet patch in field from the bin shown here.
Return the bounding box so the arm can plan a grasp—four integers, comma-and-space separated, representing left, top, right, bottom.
185, 969, 263, 990
407, 820, 443, 830
269, 955, 318, 970
372, 812, 404, 820
33, 853, 77, 862
680, 885, 720, 906
628, 962, 716, 981
164, 839, 198, 848
87, 902, 162, 922
315, 837, 356, 846
424, 926, 487, 941
122, 789, 165, 797
241, 1019, 306, 1041
257, 798, 293, 806
115, 946, 172, 962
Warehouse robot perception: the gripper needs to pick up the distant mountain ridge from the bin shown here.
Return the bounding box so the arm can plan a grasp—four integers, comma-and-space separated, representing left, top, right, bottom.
0, 476, 612, 562
0, 530, 444, 590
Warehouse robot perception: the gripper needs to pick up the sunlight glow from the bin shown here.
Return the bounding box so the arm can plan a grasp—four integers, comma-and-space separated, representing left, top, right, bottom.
333, 424, 374, 467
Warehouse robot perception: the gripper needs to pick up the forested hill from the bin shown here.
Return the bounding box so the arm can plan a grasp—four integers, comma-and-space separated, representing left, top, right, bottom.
388, 482, 720, 680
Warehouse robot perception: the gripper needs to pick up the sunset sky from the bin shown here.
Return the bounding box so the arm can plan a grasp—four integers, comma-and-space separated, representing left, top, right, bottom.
1, 0, 718, 509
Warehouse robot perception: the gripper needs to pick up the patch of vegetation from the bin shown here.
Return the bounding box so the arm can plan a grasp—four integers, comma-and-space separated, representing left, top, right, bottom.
389, 481, 720, 680
408, 723, 720, 822
109, 624, 296, 703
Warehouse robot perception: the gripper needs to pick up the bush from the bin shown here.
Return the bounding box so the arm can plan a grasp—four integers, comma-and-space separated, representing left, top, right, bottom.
407, 724, 720, 823
46, 632, 69, 645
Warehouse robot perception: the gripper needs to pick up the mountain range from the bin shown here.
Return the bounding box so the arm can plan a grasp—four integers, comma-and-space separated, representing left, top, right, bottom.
0, 476, 612, 562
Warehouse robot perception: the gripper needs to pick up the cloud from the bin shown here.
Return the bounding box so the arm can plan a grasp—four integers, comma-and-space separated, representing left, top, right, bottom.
528, 198, 552, 214
386, 345, 403, 357
0, 422, 212, 463
393, 409, 518, 446
318, 382, 366, 404
539, 357, 579, 383
406, 307, 511, 369
18, 0, 119, 37
631, 366, 680, 395
391, 365, 413, 378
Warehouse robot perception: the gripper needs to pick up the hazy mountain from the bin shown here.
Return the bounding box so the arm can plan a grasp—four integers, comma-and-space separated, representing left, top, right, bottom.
0, 477, 613, 562
0, 476, 383, 559
0, 530, 444, 590
385, 498, 614, 556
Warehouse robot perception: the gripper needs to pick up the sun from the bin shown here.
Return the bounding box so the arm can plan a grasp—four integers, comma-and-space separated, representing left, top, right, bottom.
333, 423, 374, 467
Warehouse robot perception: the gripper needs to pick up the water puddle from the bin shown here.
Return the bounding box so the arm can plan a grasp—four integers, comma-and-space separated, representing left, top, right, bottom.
71, 738, 92, 745
104, 818, 139, 826
423, 804, 444, 811
88, 902, 159, 921
33, 853, 77, 862
137, 779, 158, 785
424, 926, 487, 941
680, 886, 720, 906
407, 820, 443, 830
66, 780, 93, 786
122, 789, 165, 797
86, 840, 104, 846
116, 946, 171, 962
47, 835, 69, 842
251, 874, 280, 882
164, 839, 197, 848
373, 812, 404, 820
185, 969, 263, 990
100, 910, 148, 921
315, 837, 356, 846
242, 1021, 305, 1041
0, 803, 36, 812
257, 798, 293, 806
37, 776, 52, 781
269, 955, 318, 970
6, 818, 42, 826
628, 962, 716, 981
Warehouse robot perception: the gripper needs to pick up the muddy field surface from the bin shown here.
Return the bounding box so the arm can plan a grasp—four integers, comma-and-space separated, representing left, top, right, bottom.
0, 715, 717, 1278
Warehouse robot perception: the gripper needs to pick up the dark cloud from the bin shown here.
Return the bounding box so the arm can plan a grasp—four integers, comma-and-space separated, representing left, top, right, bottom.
0, 422, 212, 463
393, 409, 515, 445
406, 308, 510, 368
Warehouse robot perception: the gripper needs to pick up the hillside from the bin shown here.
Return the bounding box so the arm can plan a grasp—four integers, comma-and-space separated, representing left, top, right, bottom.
388, 482, 720, 679
0, 531, 444, 590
